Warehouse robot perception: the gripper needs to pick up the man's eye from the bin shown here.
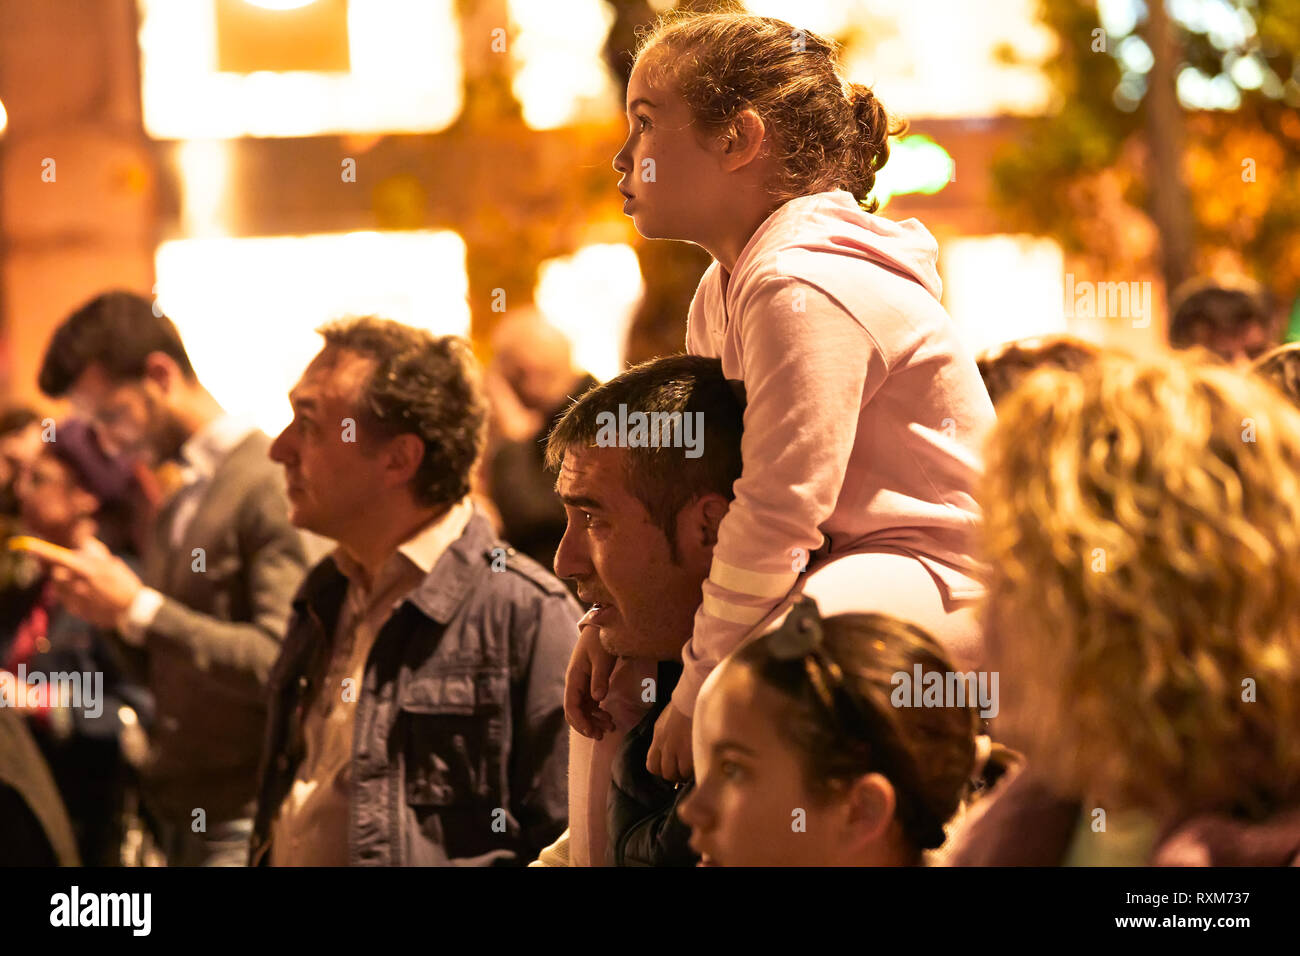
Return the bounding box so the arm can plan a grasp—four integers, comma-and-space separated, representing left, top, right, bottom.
637, 114, 651, 131
720, 760, 745, 780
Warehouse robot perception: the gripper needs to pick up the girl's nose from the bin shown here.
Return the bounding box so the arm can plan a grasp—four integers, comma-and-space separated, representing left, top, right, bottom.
677, 782, 710, 830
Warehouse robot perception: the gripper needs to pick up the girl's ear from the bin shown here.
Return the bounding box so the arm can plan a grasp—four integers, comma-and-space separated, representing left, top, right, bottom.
718, 109, 767, 172
841, 772, 896, 851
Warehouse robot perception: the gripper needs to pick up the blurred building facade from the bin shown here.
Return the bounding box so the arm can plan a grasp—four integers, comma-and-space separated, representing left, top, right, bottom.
1, 0, 1177, 432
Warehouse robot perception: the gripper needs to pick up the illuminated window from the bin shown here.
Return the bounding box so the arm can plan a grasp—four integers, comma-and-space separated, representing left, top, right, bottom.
534, 244, 644, 381
155, 231, 470, 436
508, 0, 618, 129
137, 0, 462, 137
745, 0, 1055, 118
941, 236, 1067, 356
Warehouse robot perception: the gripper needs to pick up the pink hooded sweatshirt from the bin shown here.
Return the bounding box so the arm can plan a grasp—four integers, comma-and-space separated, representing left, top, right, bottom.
675, 188, 996, 714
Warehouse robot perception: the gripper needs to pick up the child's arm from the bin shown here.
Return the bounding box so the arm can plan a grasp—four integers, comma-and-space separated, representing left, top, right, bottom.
672, 277, 890, 725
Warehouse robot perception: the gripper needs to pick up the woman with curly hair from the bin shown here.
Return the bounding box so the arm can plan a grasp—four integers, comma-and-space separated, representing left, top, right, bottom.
949, 352, 1300, 865
1252, 341, 1300, 409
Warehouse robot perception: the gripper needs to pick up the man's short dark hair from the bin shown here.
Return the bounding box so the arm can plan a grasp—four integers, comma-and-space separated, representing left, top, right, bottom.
38, 291, 197, 397
976, 335, 1101, 406
1169, 280, 1273, 350
317, 316, 486, 508
545, 354, 744, 557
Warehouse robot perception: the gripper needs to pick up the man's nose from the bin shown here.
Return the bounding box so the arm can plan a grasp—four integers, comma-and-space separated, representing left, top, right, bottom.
269, 427, 292, 464
553, 523, 590, 582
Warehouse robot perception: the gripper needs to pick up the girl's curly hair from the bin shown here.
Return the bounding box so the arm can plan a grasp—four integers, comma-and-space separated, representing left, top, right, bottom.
635, 11, 905, 213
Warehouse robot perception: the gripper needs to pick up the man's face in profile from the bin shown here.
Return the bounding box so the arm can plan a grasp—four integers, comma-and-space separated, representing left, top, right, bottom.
553, 445, 707, 661
270, 348, 389, 542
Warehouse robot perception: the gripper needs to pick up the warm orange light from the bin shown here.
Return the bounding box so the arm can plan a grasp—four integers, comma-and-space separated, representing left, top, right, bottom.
243, 0, 319, 9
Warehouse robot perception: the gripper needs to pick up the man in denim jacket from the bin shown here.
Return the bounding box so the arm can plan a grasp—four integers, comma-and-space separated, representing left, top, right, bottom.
250, 317, 578, 866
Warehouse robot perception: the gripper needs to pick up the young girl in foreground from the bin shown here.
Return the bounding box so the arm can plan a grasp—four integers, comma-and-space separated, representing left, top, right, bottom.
679, 599, 993, 866
567, 11, 995, 782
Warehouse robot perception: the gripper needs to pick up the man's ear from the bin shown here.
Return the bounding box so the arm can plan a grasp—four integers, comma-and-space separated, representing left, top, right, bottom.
698, 494, 729, 548
840, 772, 897, 854
718, 109, 766, 174
141, 351, 181, 394
383, 432, 426, 490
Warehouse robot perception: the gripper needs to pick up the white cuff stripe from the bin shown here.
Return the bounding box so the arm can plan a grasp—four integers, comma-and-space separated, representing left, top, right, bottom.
709, 558, 798, 600
701, 594, 769, 627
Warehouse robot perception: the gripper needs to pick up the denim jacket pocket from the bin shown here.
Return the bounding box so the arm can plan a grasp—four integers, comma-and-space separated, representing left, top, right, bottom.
398, 672, 507, 809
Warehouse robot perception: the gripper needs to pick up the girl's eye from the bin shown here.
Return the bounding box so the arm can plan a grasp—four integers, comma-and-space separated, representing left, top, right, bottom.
635, 113, 651, 132
720, 760, 745, 780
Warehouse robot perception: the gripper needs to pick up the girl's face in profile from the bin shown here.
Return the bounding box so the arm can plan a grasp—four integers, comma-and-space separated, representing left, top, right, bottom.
612, 47, 732, 245
678, 660, 853, 866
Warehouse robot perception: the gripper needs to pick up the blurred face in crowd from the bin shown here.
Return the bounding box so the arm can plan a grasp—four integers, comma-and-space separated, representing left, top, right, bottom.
1184, 321, 1274, 367
0, 422, 46, 495
679, 658, 898, 867
553, 445, 722, 660
65, 357, 188, 466
491, 323, 575, 413
15, 451, 98, 545
270, 347, 424, 546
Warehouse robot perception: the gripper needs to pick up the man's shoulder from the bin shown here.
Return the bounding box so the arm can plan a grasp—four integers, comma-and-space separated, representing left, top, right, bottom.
491, 545, 571, 601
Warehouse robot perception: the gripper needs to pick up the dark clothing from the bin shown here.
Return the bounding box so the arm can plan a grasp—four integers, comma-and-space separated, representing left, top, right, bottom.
3, 570, 153, 866
138, 431, 308, 825
250, 511, 579, 866
606, 661, 698, 867
488, 375, 598, 570
0, 707, 79, 866
948, 767, 1300, 866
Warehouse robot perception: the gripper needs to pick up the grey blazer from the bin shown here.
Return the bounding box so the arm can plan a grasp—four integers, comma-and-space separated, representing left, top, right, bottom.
138, 430, 309, 824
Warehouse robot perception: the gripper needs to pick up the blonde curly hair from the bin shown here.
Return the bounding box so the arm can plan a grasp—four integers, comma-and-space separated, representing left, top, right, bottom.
1253, 341, 1300, 409
981, 351, 1300, 822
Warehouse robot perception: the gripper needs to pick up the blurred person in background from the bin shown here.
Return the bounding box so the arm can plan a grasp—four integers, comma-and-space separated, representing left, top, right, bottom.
975, 335, 1102, 407
35, 291, 309, 866
0, 406, 46, 518
0, 407, 49, 630
1168, 278, 1276, 367
253, 317, 577, 866
1252, 341, 1300, 408
4, 419, 153, 865
484, 307, 598, 572
951, 354, 1300, 866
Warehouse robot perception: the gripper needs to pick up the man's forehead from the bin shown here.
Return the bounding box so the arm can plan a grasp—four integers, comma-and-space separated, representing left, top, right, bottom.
67, 363, 118, 404
557, 445, 628, 495
294, 349, 374, 406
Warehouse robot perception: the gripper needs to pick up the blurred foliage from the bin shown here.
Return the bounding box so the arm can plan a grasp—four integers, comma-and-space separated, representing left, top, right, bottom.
991, 0, 1300, 302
